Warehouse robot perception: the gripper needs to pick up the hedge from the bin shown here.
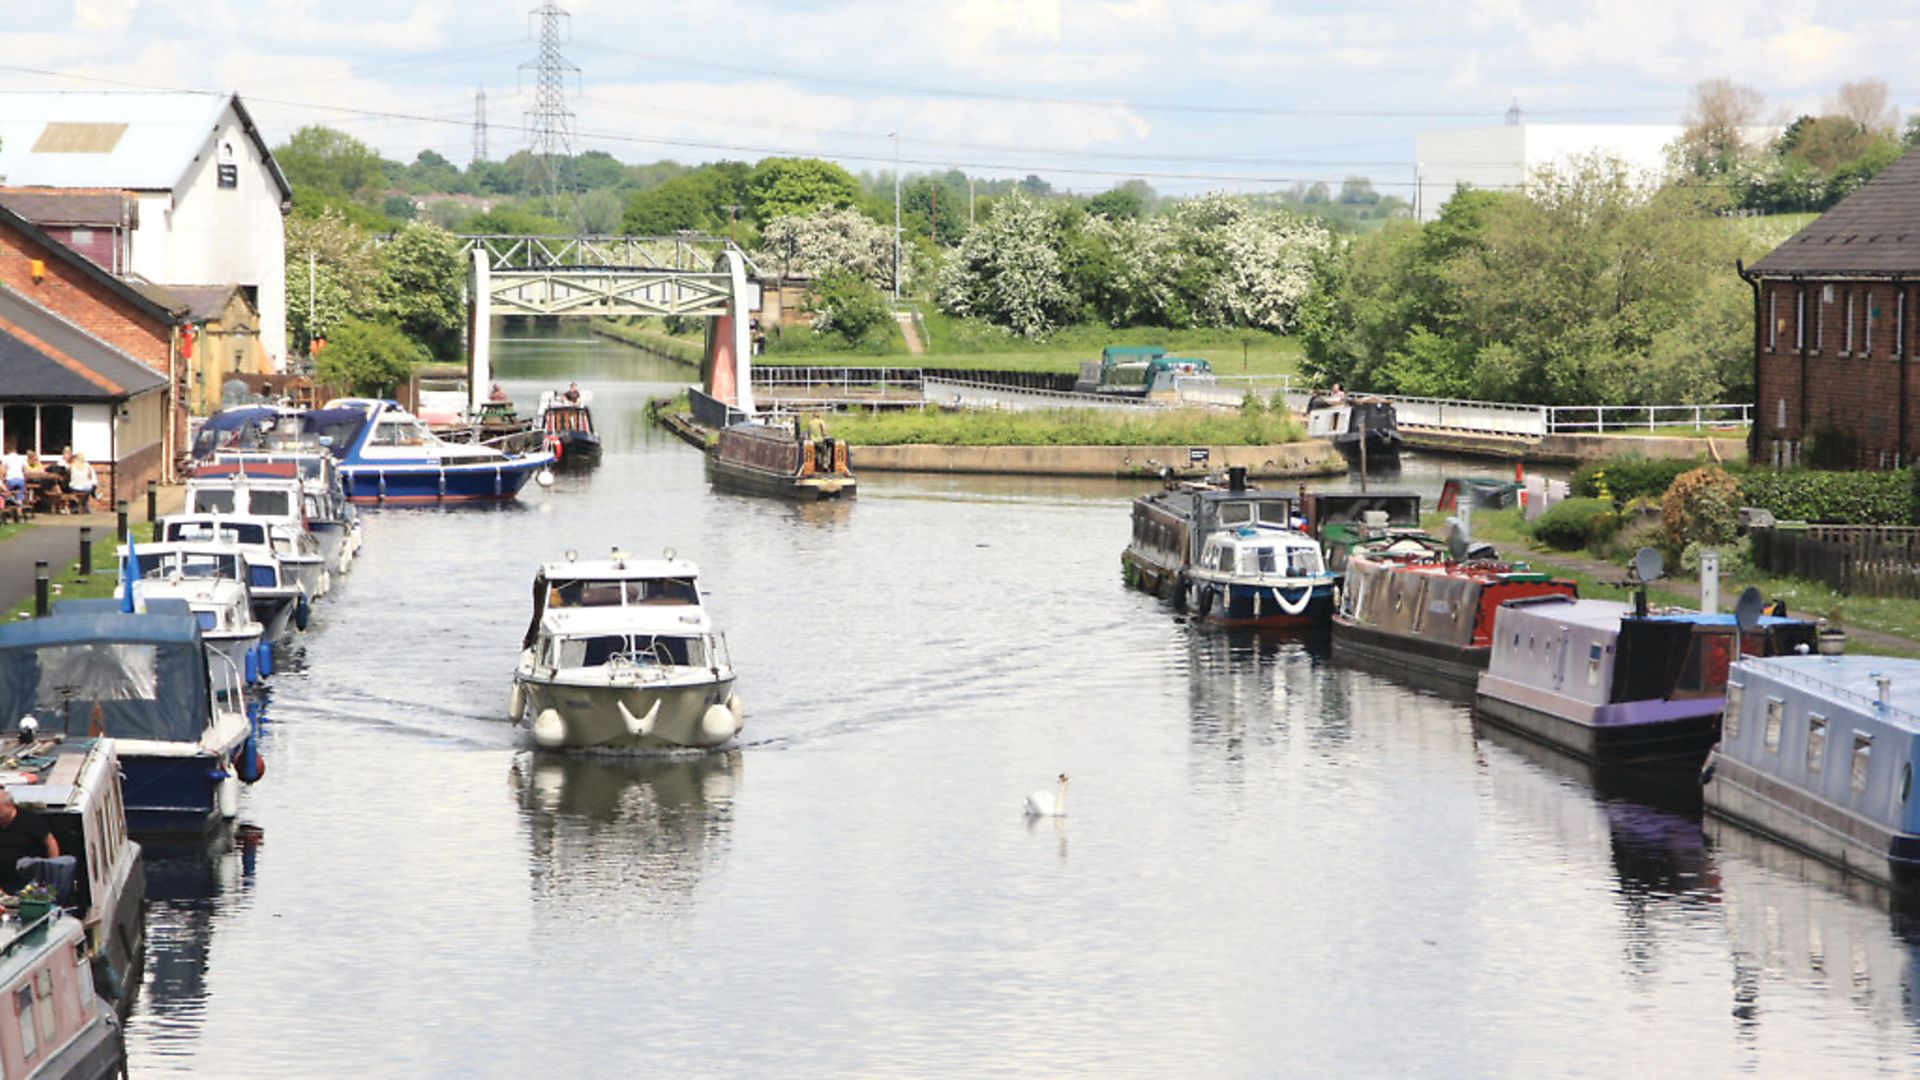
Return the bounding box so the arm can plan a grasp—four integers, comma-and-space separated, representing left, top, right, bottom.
1530, 497, 1616, 550
1737, 469, 1917, 525
1571, 456, 1708, 502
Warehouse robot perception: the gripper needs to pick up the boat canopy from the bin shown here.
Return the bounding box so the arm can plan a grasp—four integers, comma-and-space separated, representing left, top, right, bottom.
301, 407, 371, 460
0, 605, 213, 742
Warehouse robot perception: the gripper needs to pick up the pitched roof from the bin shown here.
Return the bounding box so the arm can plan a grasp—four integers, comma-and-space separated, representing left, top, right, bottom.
0, 202, 185, 326
1750, 147, 1920, 276
0, 91, 292, 204
0, 188, 137, 229
0, 286, 167, 401
126, 282, 248, 323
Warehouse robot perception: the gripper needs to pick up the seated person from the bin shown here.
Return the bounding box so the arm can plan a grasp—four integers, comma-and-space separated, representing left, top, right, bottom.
0, 789, 59, 896
67, 454, 98, 508
488, 383, 510, 403
563, 381, 582, 403
0, 445, 23, 500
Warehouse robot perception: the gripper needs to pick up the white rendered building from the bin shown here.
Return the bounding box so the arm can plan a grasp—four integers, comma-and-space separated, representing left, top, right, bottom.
0, 91, 292, 368
1413, 124, 1682, 222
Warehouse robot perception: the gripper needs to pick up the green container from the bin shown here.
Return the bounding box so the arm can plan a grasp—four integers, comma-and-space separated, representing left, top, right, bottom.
17, 899, 52, 925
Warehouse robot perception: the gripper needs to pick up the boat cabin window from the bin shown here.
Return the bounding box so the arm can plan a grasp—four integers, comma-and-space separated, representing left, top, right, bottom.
1763, 698, 1784, 753
1806, 715, 1827, 773
250, 490, 292, 517
170, 521, 266, 546
1254, 547, 1277, 574
370, 418, 432, 447
249, 564, 278, 589
1902, 763, 1913, 803
1257, 501, 1291, 525
1724, 683, 1743, 739
547, 577, 700, 608
1218, 501, 1252, 526
557, 634, 705, 668
16, 984, 36, 1061
1851, 734, 1873, 795
192, 489, 237, 513
1288, 548, 1322, 576
1217, 546, 1235, 573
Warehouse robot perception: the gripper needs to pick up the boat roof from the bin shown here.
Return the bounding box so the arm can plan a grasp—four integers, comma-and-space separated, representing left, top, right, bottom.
1735, 655, 1920, 731
1496, 596, 1814, 632
195, 460, 301, 480
1206, 524, 1318, 547
542, 606, 712, 636
0, 736, 116, 815
540, 557, 700, 580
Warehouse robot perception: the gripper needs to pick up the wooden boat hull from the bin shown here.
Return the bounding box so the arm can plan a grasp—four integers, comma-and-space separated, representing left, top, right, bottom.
706, 455, 855, 501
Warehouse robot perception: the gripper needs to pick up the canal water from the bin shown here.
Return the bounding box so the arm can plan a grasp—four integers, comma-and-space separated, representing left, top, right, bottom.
124, 331, 1920, 1075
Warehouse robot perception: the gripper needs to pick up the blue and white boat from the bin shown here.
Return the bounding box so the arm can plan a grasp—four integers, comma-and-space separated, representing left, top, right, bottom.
0, 601, 260, 836
158, 515, 309, 639
1704, 655, 1920, 889
118, 541, 271, 687
1183, 525, 1336, 628
1477, 597, 1820, 767
310, 399, 553, 505
208, 450, 362, 574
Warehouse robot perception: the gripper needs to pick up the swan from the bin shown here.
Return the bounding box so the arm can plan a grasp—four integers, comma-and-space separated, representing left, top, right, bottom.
1023, 773, 1068, 818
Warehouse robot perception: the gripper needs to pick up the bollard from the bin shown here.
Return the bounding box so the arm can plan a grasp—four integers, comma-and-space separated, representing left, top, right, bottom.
115, 500, 128, 543
34, 561, 49, 618
79, 527, 92, 577
146, 480, 157, 526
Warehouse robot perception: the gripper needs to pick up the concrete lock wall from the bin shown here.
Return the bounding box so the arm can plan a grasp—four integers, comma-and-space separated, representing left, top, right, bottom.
849, 441, 1346, 478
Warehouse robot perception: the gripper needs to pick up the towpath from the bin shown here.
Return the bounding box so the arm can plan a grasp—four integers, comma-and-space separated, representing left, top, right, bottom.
0, 485, 186, 616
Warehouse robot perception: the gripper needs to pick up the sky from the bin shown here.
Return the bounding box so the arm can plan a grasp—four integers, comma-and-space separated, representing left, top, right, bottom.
4, 0, 1917, 196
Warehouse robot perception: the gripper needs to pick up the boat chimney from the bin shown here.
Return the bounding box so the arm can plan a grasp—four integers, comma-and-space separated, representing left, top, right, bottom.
1699, 549, 1720, 616
1877, 673, 1892, 708
1227, 465, 1247, 492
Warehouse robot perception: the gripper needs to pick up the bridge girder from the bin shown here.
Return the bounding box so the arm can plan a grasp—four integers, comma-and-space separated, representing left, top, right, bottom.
486, 268, 735, 317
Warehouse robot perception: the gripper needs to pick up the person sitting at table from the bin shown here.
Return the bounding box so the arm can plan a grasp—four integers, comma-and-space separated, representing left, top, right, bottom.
0, 444, 24, 501
66, 454, 98, 510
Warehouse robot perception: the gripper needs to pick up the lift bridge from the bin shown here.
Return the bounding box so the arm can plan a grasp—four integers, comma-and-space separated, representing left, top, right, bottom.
460, 233, 760, 416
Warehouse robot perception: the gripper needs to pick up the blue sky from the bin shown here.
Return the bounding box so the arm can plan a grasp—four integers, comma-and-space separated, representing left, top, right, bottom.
6, 1, 1916, 194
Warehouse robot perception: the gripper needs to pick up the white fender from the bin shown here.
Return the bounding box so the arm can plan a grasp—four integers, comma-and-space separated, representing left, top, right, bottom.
532, 708, 567, 749
726, 692, 745, 729
618, 698, 661, 738
217, 775, 240, 819
507, 680, 527, 723
701, 703, 738, 744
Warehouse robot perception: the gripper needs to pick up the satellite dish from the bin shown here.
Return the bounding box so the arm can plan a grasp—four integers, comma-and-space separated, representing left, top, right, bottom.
1734, 586, 1765, 634
1632, 547, 1666, 584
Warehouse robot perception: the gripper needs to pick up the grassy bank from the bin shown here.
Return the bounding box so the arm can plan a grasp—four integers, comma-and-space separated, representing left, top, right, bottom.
1445, 507, 1920, 657
590, 318, 703, 366
823, 406, 1304, 447
7, 558, 118, 621
763, 308, 1305, 377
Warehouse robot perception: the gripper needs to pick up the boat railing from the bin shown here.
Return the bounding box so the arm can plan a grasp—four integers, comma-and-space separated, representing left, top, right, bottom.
0, 909, 59, 960
206, 645, 248, 705
1741, 661, 1920, 727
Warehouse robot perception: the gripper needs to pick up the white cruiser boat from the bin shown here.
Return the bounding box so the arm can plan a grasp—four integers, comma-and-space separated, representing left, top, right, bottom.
205, 452, 362, 575
157, 516, 309, 638
1184, 525, 1337, 628
181, 477, 331, 599
118, 542, 272, 687
510, 551, 743, 751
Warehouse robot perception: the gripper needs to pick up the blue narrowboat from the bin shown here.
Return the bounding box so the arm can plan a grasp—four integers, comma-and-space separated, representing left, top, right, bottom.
307, 399, 553, 505
1704, 655, 1920, 889
0, 602, 260, 836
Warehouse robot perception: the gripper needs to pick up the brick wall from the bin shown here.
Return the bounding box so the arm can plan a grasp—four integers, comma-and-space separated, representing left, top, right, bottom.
0, 215, 185, 476
99, 440, 162, 507
1755, 278, 1920, 468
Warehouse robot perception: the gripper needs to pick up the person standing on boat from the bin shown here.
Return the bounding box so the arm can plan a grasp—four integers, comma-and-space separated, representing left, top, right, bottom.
0, 787, 59, 893
564, 381, 582, 403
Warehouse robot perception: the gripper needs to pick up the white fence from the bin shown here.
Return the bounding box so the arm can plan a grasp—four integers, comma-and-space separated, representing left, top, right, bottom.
922, 376, 1161, 412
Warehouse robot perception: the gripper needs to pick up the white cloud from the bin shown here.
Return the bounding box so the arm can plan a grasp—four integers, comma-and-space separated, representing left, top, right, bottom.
72, 0, 140, 34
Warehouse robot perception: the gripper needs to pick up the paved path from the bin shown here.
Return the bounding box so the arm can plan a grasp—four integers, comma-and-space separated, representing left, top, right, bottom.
894, 311, 925, 356
0, 485, 185, 617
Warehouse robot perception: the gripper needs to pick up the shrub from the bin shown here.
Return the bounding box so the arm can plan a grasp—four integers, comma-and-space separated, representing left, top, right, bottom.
805, 269, 893, 345
1803, 423, 1859, 471
315, 318, 426, 397
1738, 469, 1916, 525
1662, 466, 1741, 550
1571, 455, 1706, 502
1531, 496, 1614, 550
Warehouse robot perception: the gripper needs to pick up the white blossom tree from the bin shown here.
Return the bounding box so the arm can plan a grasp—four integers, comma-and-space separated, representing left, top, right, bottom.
755, 208, 897, 290
936, 193, 1075, 338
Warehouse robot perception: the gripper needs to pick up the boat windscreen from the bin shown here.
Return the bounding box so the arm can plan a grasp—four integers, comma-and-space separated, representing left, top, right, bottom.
191, 490, 237, 514
169, 521, 267, 546
558, 634, 706, 668
547, 577, 699, 607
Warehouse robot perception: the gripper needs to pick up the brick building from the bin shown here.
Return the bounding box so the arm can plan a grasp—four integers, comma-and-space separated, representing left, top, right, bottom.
1744, 148, 1920, 469
0, 202, 187, 498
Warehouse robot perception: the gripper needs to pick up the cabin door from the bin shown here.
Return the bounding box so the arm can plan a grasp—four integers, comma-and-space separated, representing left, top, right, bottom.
1550, 625, 1570, 690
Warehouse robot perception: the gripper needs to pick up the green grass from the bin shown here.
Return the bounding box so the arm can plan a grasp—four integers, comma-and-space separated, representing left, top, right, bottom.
1436, 507, 1920, 657
7, 557, 119, 622
589, 318, 702, 366
824, 405, 1304, 447
762, 308, 1305, 376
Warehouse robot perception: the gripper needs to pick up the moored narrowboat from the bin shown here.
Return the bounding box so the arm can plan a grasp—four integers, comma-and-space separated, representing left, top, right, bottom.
1703, 655, 1920, 890
707, 421, 854, 500
0, 909, 124, 1078
1298, 490, 1423, 578
1476, 596, 1820, 767
1305, 396, 1400, 469
1333, 549, 1578, 688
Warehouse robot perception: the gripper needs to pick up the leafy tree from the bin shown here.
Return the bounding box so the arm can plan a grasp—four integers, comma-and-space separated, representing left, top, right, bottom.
756, 208, 896, 288
317, 319, 428, 397
1676, 78, 1767, 179
937, 192, 1076, 337
1337, 177, 1380, 206
623, 172, 720, 235
1016, 174, 1053, 196
468, 159, 521, 196
1085, 186, 1143, 221
465, 204, 568, 235
407, 150, 469, 194
747, 158, 861, 222
377, 222, 465, 361
804, 268, 892, 343
576, 189, 625, 234
275, 126, 385, 201
285, 208, 382, 353
571, 150, 626, 192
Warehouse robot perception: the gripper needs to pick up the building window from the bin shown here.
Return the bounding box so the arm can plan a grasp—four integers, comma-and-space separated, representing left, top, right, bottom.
1851, 733, 1873, 795
218, 163, 238, 188
1846, 291, 1856, 354
1797, 290, 1806, 350
1807, 715, 1827, 773
1866, 292, 1875, 355
1899, 292, 1907, 359
1768, 291, 1777, 352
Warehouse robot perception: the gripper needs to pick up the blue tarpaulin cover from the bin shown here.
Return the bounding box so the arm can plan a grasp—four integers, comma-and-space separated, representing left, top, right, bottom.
0, 606, 212, 743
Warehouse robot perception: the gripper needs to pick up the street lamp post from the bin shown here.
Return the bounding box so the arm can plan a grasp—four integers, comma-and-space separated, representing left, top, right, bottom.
889, 131, 901, 303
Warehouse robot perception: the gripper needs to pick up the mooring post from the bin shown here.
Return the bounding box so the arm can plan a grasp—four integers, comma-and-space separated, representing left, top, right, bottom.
34, 561, 49, 617
115, 500, 128, 543
79, 527, 92, 577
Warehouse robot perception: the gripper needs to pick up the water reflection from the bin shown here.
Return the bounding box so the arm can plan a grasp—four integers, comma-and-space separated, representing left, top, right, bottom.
1183, 626, 1327, 751
127, 824, 261, 1058
510, 751, 741, 915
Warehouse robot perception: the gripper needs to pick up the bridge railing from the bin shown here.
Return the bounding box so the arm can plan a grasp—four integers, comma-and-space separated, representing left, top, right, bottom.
751, 366, 926, 394
1540, 403, 1752, 433
389, 232, 759, 273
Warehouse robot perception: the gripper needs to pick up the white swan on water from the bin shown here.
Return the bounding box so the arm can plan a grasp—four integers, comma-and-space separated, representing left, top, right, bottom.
1024, 773, 1068, 818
